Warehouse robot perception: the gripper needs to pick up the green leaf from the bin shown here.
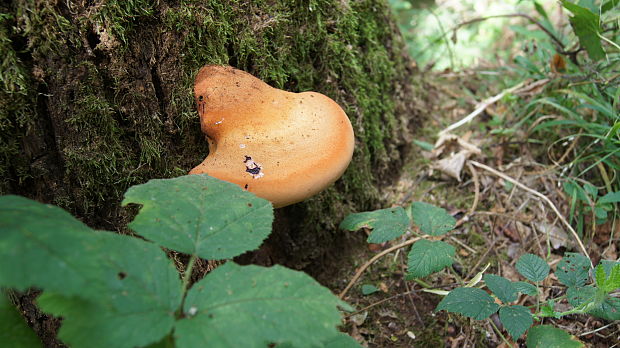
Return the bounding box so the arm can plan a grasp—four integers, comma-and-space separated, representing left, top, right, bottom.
513, 281, 538, 296
0, 293, 42, 348
340, 207, 409, 243
516, 254, 550, 282
406, 240, 455, 278
567, 286, 620, 321
122, 175, 274, 260
526, 325, 584, 348
436, 287, 500, 320
0, 195, 113, 296
595, 263, 620, 292
556, 253, 590, 287
598, 191, 620, 204
37, 234, 182, 348
484, 274, 517, 303
561, 0, 605, 61
410, 202, 456, 236
499, 305, 533, 339
323, 333, 363, 348
361, 284, 380, 295
175, 263, 348, 348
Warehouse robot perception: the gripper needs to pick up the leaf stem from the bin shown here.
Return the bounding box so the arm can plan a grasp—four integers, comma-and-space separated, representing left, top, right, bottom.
182, 254, 197, 294
488, 318, 515, 348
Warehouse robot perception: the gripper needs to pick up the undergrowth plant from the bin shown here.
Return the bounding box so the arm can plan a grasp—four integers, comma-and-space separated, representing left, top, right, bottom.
340, 202, 620, 347
0, 175, 361, 348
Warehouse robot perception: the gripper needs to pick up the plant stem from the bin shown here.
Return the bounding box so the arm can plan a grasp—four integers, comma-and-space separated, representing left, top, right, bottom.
489, 318, 515, 348
182, 254, 197, 295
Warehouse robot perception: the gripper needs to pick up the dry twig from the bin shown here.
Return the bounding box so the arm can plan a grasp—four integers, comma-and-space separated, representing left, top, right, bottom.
468, 160, 593, 266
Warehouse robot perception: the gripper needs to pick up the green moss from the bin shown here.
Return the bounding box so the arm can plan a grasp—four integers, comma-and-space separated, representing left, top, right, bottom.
2, 0, 416, 239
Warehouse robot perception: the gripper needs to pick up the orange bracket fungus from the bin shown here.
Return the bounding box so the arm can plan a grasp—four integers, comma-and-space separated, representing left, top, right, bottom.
189, 65, 355, 208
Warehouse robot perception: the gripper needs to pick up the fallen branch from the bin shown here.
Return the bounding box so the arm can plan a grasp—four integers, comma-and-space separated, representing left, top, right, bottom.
468, 160, 593, 267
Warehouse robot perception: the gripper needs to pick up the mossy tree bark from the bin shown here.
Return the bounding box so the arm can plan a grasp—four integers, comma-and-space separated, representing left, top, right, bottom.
1, 0, 422, 274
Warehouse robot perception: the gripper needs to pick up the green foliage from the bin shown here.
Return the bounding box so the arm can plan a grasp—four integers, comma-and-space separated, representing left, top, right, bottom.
410, 202, 457, 236
361, 284, 380, 295
499, 305, 533, 339
0, 175, 358, 347
0, 294, 42, 348
556, 252, 590, 287
526, 325, 584, 348
516, 254, 550, 282
122, 175, 273, 259
340, 207, 409, 243
436, 288, 500, 320
406, 240, 455, 278
561, 0, 606, 60
483, 274, 517, 303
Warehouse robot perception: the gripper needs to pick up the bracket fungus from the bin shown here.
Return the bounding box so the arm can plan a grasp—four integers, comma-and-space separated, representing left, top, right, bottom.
189, 65, 355, 208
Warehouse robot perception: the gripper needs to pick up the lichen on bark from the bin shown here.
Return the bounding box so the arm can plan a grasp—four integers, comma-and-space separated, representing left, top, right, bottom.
1, 0, 422, 269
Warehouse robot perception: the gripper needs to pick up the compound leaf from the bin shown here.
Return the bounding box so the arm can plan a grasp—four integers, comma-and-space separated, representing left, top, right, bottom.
499, 305, 533, 339
176, 263, 349, 348
516, 254, 550, 282
436, 287, 500, 320
123, 175, 273, 260
340, 207, 409, 243
484, 274, 517, 303
407, 240, 455, 278
526, 325, 584, 348
410, 202, 456, 236
556, 253, 590, 287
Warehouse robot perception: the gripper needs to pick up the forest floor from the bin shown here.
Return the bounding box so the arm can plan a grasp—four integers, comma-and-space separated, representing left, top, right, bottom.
331, 69, 620, 348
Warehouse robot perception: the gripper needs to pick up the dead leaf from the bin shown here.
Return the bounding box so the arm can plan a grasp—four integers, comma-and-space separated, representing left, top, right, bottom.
534, 222, 570, 249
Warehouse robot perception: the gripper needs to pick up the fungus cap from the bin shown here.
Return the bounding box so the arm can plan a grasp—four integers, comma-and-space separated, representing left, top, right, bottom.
189, 65, 355, 208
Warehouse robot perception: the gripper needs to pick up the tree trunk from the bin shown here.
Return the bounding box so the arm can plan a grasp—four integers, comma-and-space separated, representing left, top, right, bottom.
1, 0, 423, 274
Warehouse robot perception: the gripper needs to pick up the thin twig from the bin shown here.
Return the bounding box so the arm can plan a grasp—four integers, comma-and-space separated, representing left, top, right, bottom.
439, 81, 526, 136
467, 161, 480, 215
469, 160, 593, 267
339, 237, 424, 299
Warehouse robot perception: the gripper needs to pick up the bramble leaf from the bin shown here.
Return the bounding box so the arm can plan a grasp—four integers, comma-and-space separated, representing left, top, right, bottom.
556, 253, 590, 287
513, 281, 538, 296
176, 263, 349, 348
122, 175, 273, 260
498, 305, 532, 339
410, 202, 456, 236
526, 325, 584, 348
484, 274, 517, 303
516, 254, 549, 282
436, 287, 500, 320
407, 240, 455, 278
340, 207, 409, 243
0, 294, 42, 348
567, 286, 620, 321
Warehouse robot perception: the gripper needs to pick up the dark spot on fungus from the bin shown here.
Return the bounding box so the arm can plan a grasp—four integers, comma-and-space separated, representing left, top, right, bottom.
198, 95, 203, 101
117, 272, 127, 280
246, 166, 261, 175
247, 203, 252, 207
244, 184, 249, 190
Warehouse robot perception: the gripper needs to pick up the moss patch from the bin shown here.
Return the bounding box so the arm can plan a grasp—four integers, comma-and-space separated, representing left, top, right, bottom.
1, 0, 421, 265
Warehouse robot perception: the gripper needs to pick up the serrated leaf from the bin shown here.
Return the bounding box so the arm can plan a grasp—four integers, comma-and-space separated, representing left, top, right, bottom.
37, 234, 182, 348
361, 284, 379, 295
595, 263, 620, 292
596, 191, 620, 204
0, 195, 114, 296
407, 240, 455, 278
516, 254, 550, 282
323, 333, 363, 348
499, 305, 533, 339
567, 286, 620, 321
556, 253, 590, 287
122, 175, 273, 260
0, 293, 42, 348
176, 263, 348, 348
561, 0, 605, 60
410, 202, 456, 236
484, 274, 517, 303
513, 281, 538, 296
340, 207, 409, 243
526, 325, 584, 348
436, 287, 500, 320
